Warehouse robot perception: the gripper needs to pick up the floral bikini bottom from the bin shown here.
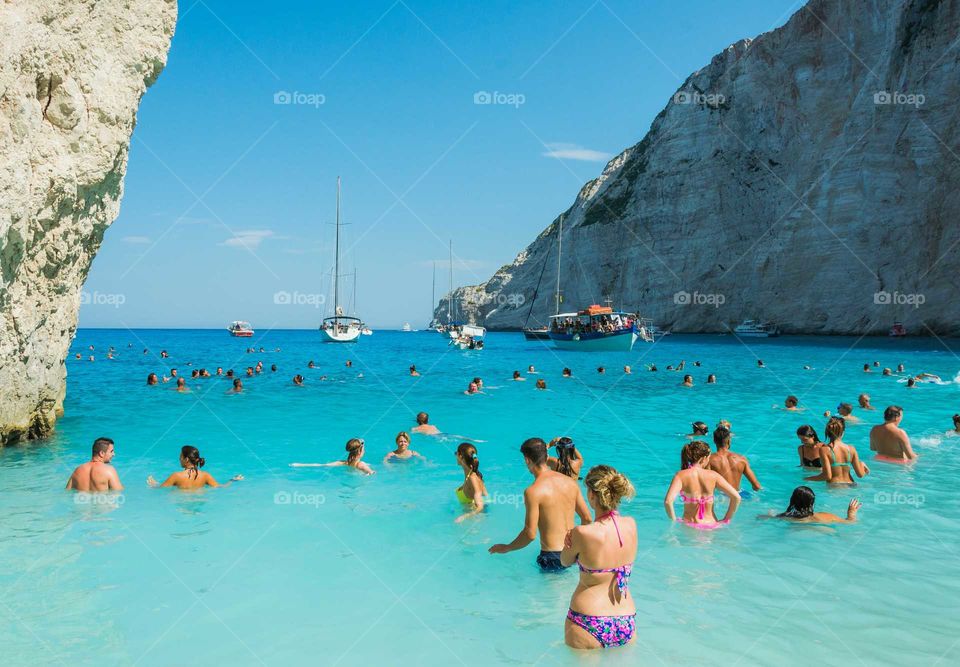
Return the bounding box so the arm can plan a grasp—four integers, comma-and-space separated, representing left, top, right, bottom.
566, 608, 636, 648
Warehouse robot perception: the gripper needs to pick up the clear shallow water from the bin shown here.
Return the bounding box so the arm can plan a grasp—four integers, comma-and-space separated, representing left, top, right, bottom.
2, 329, 960, 666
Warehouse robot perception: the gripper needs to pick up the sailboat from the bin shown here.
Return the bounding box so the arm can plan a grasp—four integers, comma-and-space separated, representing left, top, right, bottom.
320, 177, 364, 343
522, 214, 562, 341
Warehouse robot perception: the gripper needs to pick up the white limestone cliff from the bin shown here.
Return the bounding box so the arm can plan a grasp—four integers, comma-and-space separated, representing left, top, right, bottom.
441, 0, 960, 336
0, 0, 177, 444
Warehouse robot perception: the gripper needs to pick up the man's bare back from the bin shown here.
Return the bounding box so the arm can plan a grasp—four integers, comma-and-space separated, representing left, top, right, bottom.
707, 450, 761, 491
870, 422, 915, 460
528, 470, 587, 551
67, 461, 122, 491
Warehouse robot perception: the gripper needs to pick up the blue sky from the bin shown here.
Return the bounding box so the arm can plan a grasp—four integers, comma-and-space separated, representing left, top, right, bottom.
80, 0, 801, 329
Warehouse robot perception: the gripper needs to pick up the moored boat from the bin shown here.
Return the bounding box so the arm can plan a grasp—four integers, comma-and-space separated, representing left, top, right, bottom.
227, 321, 254, 337
549, 306, 641, 351
733, 319, 780, 337
889, 321, 907, 337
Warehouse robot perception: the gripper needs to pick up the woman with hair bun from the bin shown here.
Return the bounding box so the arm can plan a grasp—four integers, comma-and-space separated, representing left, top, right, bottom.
560, 465, 637, 649
664, 440, 740, 527
454, 442, 487, 522
148, 445, 243, 489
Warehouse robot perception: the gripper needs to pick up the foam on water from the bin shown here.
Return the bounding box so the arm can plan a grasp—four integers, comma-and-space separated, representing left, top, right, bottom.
1, 330, 959, 666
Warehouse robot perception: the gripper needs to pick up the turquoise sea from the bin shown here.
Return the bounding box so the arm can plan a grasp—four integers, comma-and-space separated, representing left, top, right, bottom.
2, 329, 959, 666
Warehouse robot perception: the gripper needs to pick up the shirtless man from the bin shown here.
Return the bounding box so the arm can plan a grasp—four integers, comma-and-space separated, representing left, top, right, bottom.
489, 438, 591, 571
66, 437, 123, 491
412, 411, 439, 435
706, 426, 761, 494
870, 405, 918, 461
858, 393, 875, 410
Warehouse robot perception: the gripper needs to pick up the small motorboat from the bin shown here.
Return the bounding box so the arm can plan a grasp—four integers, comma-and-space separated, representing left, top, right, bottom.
228, 321, 254, 337
733, 320, 780, 337
889, 321, 907, 337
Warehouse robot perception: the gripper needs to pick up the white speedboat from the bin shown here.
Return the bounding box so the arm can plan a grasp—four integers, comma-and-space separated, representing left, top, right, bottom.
733, 320, 780, 337
227, 321, 254, 337
320, 178, 365, 344
401, 322, 412, 332
450, 324, 486, 350
549, 306, 642, 351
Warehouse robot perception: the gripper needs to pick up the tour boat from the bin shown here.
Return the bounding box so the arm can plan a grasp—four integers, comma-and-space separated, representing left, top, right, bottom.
320, 177, 364, 343
548, 306, 642, 351
227, 321, 254, 337
733, 319, 780, 337
401, 322, 412, 332
889, 321, 907, 337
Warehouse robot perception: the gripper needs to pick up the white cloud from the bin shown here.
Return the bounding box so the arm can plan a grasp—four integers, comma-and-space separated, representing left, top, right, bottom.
122, 235, 152, 244
542, 143, 611, 162
222, 230, 274, 249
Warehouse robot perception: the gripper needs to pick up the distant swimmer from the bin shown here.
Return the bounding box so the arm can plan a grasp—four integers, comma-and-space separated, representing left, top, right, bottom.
906, 378, 917, 388
292, 375, 304, 386
624, 365, 632, 374
512, 370, 526, 381
647, 364, 658, 372
270, 364, 277, 372
859, 393, 875, 410
66, 437, 123, 491
488, 438, 591, 570
783, 395, 801, 411
170, 368, 178, 378
245, 367, 254, 377
597, 367, 606, 375
953, 414, 960, 435
412, 412, 440, 435
229, 379, 243, 393
409, 365, 420, 377
147, 373, 159, 386
836, 402, 860, 423
562, 368, 572, 378
873, 361, 880, 367
548, 437, 584, 479
465, 380, 481, 395
561, 465, 637, 649
805, 417, 869, 485
345, 360, 353, 368
796, 425, 824, 468
707, 426, 762, 494
757, 359, 765, 368
148, 445, 243, 489
688, 421, 709, 439
863, 364, 871, 373
528, 365, 537, 374
175, 377, 189, 393
536, 379, 548, 390
882, 368, 892, 376
290, 438, 374, 475
664, 441, 740, 528
870, 406, 917, 462
897, 363, 905, 373
454, 442, 487, 522
760, 486, 860, 524
474, 377, 484, 390
384, 431, 424, 463
707, 374, 717, 384
681, 375, 693, 387
308, 360, 316, 369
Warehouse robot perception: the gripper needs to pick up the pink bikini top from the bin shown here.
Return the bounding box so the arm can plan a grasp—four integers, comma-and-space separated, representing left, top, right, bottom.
679, 493, 715, 520
576, 510, 632, 595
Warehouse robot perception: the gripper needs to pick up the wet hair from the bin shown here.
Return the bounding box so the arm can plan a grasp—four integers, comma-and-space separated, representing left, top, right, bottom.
584, 465, 635, 511
177, 377, 186, 386
681, 440, 711, 469
456, 442, 483, 480
712, 426, 731, 449
785, 395, 799, 407
147, 373, 158, 384
863, 364, 870, 370
707, 374, 716, 383
232, 379, 242, 388
554, 437, 579, 478
536, 379, 547, 389
416, 412, 429, 425
180, 445, 205, 478
884, 405, 903, 421
683, 374, 693, 383
597, 367, 605, 373
796, 424, 820, 441
520, 437, 548, 467
824, 416, 846, 443
779, 486, 815, 518
92, 437, 114, 457
953, 414, 960, 427
345, 438, 364, 465
906, 378, 916, 387
395, 431, 410, 445
562, 368, 572, 376
837, 402, 853, 415
271, 364, 277, 372
691, 421, 709, 436
513, 370, 521, 379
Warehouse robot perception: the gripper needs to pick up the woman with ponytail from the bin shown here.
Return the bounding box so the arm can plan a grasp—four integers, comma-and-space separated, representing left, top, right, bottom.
559, 465, 637, 649
664, 441, 740, 527
547, 436, 584, 479
148, 445, 243, 489
290, 438, 374, 475
805, 417, 869, 485
454, 442, 487, 522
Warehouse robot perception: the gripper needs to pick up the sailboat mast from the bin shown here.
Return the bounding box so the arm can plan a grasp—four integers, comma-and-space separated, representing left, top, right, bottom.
432, 261, 436, 321
555, 214, 563, 316
334, 176, 341, 317
447, 240, 453, 323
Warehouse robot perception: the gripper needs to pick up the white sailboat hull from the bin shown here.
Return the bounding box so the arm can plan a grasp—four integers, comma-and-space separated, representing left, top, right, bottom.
321, 327, 362, 343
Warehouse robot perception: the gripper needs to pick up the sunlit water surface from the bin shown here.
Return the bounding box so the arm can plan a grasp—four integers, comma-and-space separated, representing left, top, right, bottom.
2, 330, 959, 666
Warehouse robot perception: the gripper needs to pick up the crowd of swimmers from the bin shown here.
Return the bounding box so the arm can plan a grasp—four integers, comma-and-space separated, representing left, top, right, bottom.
66, 348, 949, 651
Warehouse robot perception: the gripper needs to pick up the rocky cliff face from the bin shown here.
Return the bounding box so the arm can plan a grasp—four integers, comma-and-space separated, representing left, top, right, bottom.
442, 0, 960, 336
0, 0, 176, 444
